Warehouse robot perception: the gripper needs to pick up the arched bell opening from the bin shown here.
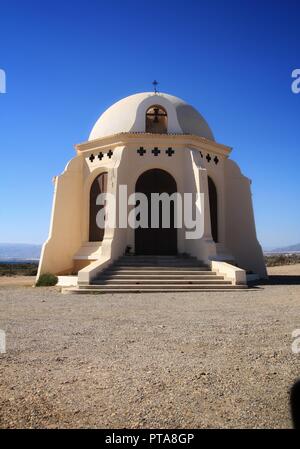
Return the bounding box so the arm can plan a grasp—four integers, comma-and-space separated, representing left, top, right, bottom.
145, 105, 168, 133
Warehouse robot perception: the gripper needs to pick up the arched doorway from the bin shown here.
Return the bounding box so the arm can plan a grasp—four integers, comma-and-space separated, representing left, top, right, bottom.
89, 172, 108, 242
208, 176, 218, 243
135, 169, 177, 255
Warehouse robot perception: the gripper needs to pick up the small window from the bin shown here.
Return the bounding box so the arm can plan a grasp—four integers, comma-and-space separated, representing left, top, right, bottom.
146, 105, 167, 133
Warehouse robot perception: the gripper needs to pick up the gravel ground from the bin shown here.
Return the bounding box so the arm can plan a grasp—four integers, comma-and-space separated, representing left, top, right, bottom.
0, 265, 300, 429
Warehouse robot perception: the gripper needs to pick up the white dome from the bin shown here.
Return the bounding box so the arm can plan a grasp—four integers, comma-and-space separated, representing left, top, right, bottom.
89, 92, 214, 141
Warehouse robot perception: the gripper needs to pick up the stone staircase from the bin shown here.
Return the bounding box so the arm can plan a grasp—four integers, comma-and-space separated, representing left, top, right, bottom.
67, 255, 247, 293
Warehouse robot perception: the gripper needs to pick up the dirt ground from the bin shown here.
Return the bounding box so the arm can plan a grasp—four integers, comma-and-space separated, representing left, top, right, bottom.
0, 276, 35, 287
0, 265, 299, 429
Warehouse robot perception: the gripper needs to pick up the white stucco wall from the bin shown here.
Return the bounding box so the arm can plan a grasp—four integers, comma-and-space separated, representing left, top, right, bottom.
224, 160, 267, 278
38, 155, 84, 276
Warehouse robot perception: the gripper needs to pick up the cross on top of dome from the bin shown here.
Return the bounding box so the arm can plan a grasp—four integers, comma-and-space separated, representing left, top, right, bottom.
152, 80, 159, 93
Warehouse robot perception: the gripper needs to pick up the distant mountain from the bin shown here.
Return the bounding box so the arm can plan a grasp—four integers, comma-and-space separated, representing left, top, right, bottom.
0, 243, 42, 260
266, 243, 300, 253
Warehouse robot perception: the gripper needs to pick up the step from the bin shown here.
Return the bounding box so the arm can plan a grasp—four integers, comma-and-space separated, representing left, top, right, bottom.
113, 264, 208, 269
92, 280, 230, 285
112, 265, 210, 271
119, 255, 198, 259
83, 282, 232, 289
118, 257, 199, 263
96, 274, 223, 280
104, 270, 214, 276
63, 285, 248, 294
104, 269, 214, 275
113, 261, 208, 269
94, 277, 226, 284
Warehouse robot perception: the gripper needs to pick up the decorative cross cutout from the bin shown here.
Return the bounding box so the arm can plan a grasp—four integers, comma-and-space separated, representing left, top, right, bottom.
89, 154, 95, 162
137, 147, 146, 156
152, 147, 160, 156
214, 156, 219, 165
166, 147, 174, 157
107, 150, 113, 159
206, 153, 211, 163
98, 152, 104, 160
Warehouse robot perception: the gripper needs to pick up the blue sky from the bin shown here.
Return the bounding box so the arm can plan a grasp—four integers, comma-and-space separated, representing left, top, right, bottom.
0, 0, 299, 248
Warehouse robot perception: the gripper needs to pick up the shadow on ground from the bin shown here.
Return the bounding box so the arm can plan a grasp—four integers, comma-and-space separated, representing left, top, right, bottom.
248, 274, 300, 288
291, 379, 300, 429
255, 275, 300, 286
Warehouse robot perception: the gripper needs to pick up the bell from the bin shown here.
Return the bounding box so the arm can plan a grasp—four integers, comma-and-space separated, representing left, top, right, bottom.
153, 108, 159, 123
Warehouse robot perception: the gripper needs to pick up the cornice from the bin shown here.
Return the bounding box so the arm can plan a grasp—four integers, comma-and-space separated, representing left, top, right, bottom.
75, 132, 232, 157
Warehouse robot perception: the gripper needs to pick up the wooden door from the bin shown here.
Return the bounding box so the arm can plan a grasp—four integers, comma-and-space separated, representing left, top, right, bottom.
135, 169, 177, 255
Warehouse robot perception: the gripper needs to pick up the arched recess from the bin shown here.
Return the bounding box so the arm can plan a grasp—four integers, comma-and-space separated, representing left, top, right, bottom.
145, 105, 168, 133
89, 172, 108, 242
208, 176, 218, 243
135, 168, 177, 255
